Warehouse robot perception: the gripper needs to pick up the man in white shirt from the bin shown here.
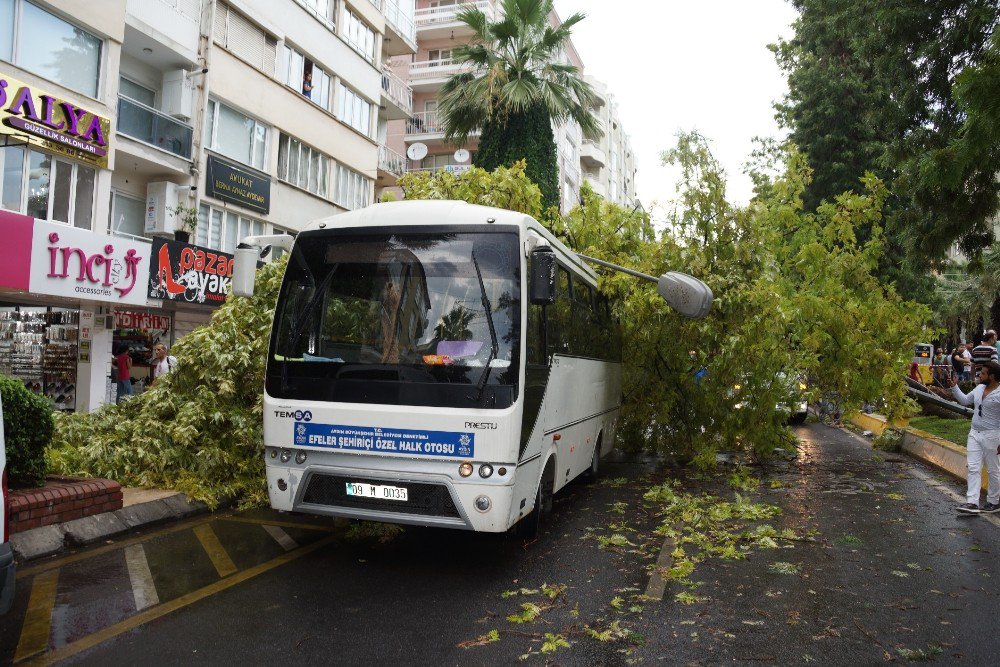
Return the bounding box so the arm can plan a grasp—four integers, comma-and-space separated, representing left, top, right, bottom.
152, 343, 178, 382
950, 360, 1000, 513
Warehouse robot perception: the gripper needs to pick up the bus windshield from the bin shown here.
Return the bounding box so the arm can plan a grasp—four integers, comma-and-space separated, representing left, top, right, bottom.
266, 227, 521, 409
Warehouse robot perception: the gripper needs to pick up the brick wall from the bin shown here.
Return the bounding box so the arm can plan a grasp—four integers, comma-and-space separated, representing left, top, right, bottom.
8, 478, 123, 533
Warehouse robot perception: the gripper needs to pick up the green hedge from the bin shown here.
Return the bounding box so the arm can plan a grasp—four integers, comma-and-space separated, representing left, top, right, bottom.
1, 374, 54, 488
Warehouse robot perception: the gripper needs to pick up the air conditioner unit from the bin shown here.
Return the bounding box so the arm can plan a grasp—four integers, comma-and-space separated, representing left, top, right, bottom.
162, 69, 194, 121
145, 181, 179, 235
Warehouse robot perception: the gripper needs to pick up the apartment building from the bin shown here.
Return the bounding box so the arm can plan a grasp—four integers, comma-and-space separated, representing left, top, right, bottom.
0, 0, 415, 411
581, 76, 636, 208
383, 0, 635, 213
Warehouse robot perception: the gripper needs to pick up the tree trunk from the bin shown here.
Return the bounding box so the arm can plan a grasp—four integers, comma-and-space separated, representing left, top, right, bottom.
474, 103, 559, 210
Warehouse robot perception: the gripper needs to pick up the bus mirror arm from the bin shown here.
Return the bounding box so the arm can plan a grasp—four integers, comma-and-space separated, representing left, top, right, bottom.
577, 254, 714, 319
233, 234, 295, 298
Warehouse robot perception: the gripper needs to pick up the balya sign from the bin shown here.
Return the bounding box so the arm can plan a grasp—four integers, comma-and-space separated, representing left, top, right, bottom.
0, 72, 110, 168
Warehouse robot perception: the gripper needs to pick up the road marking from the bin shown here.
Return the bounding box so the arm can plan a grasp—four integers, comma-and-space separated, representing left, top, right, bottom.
222, 515, 343, 532
262, 524, 299, 551
907, 466, 1000, 528
644, 527, 677, 601
18, 533, 338, 667
14, 568, 60, 663
16, 513, 225, 581
192, 524, 238, 578
124, 544, 160, 611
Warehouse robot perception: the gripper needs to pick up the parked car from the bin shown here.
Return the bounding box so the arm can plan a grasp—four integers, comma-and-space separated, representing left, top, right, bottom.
1, 391, 14, 615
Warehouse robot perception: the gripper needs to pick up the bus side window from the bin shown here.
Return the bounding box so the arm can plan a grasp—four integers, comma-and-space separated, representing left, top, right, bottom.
548, 265, 572, 356
526, 302, 545, 365
571, 280, 594, 357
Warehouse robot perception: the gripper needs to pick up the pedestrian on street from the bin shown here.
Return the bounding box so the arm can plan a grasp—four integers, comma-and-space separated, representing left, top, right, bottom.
949, 360, 1000, 514
113, 343, 132, 403
972, 331, 999, 374
933, 349, 949, 387
951, 344, 967, 382
151, 343, 178, 384
962, 342, 974, 381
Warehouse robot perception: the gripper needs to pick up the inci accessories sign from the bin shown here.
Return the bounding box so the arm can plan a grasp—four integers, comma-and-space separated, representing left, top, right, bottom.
148, 237, 234, 306
0, 72, 111, 168
205, 154, 270, 214
0, 210, 151, 306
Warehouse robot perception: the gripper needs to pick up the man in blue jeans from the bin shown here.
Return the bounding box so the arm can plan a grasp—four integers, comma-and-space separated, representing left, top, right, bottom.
950, 360, 1000, 513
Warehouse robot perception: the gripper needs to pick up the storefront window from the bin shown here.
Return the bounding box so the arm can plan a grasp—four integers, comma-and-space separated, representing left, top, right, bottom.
52, 159, 72, 223
74, 165, 95, 230
1, 145, 23, 212
26, 150, 50, 219
17, 1, 102, 98
113, 310, 171, 393
0, 305, 79, 411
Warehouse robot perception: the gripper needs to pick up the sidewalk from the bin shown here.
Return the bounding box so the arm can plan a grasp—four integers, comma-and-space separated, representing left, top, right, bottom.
9, 488, 209, 562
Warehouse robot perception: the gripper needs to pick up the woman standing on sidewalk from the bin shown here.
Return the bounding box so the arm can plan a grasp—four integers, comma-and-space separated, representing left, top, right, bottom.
949, 360, 1000, 513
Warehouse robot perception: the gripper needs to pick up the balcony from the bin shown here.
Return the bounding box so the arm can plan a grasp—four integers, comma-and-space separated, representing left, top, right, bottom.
380, 68, 413, 120
415, 0, 497, 40
125, 0, 200, 62
408, 58, 469, 92
117, 96, 193, 160
580, 142, 606, 169
378, 144, 407, 181
382, 0, 417, 56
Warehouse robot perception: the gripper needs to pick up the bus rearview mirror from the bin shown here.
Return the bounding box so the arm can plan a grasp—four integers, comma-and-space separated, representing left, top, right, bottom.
529, 248, 556, 305
233, 246, 259, 298
657, 272, 713, 319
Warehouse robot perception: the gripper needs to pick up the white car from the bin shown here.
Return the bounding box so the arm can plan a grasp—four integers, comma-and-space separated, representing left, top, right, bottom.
1, 392, 13, 615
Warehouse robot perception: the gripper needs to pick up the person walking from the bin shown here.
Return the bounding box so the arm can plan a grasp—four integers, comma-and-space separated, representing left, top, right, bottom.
962, 343, 974, 381
113, 343, 132, 403
951, 344, 967, 382
949, 360, 1000, 514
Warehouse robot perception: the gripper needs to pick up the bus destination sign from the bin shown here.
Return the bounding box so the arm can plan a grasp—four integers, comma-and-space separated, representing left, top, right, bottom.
293, 423, 475, 458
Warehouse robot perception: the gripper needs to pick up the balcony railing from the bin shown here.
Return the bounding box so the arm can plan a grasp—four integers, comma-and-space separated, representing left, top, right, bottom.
415, 0, 495, 27
117, 96, 193, 160
381, 67, 413, 115
379, 144, 406, 177
409, 58, 467, 81
383, 0, 416, 43
406, 110, 445, 135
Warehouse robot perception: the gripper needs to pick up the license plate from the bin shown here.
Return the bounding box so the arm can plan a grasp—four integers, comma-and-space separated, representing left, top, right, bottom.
345, 482, 408, 502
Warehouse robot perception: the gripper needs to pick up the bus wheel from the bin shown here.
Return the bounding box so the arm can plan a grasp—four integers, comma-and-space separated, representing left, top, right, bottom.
513, 460, 554, 540
583, 435, 602, 483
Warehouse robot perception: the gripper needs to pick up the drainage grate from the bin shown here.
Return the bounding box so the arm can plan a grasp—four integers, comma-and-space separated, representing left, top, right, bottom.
301, 474, 461, 518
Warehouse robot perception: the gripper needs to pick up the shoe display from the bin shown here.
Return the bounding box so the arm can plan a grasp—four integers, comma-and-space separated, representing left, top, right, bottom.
982, 502, 1000, 513
957, 503, 982, 514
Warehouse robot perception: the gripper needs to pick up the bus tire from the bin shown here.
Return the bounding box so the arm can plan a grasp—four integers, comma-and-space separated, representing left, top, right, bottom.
583, 434, 602, 483
513, 459, 554, 540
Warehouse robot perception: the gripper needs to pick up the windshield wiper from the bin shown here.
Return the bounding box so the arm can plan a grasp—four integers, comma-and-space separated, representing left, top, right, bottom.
469, 250, 498, 404
280, 263, 340, 390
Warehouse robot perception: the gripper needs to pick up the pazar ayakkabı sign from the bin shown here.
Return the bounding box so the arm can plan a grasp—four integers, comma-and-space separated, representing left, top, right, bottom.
148, 238, 234, 306
205, 154, 270, 214
0, 72, 110, 168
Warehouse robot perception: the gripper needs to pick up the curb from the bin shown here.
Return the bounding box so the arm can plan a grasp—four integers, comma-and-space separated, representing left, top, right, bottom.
8, 493, 211, 562
847, 413, 981, 487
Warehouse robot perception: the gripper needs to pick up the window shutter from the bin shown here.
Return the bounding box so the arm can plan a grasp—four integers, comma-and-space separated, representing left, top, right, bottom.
228, 9, 265, 70
264, 36, 277, 76
213, 2, 228, 45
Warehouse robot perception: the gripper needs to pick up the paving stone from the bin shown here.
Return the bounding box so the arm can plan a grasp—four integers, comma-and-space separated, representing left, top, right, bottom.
113, 500, 173, 529
9, 525, 66, 561
62, 512, 128, 547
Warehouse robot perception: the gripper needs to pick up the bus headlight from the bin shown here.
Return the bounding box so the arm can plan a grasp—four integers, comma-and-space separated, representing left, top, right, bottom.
295, 451, 307, 465
479, 464, 494, 478
459, 462, 474, 477
280, 449, 292, 463
474, 495, 491, 512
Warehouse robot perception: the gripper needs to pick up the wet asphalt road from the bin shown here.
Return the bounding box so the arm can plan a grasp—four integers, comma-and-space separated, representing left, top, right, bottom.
2, 422, 999, 665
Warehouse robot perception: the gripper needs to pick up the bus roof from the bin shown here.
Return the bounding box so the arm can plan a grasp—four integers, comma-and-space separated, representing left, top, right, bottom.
302, 200, 598, 283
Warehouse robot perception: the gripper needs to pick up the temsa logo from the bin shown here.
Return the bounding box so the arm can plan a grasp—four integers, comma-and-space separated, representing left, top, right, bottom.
465, 421, 497, 430
274, 410, 312, 421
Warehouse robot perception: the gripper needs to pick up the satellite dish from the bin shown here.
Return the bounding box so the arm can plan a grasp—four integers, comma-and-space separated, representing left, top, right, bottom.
454, 148, 470, 163
406, 143, 428, 161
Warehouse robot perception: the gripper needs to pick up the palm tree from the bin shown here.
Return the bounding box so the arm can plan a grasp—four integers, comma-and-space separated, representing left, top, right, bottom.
438, 0, 600, 210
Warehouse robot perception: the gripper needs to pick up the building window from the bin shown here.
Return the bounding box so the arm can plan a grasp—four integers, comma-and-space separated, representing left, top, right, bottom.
295, 0, 336, 27
277, 134, 329, 198
343, 10, 375, 63
119, 77, 155, 107
214, 1, 277, 76
109, 191, 146, 238
0, 0, 103, 98
197, 204, 264, 254
280, 44, 332, 109
334, 164, 371, 210
0, 146, 95, 228
426, 49, 454, 65
336, 83, 373, 137
205, 99, 269, 171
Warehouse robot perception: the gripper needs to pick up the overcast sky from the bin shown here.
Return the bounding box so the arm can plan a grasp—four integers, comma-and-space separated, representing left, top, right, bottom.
553, 0, 799, 220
